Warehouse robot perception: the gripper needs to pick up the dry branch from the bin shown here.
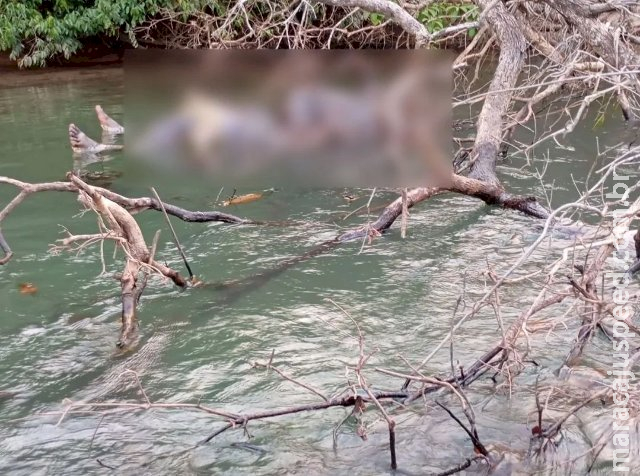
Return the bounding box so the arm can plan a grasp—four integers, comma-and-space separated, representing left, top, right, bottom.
68, 173, 188, 347
562, 243, 612, 367
0, 172, 195, 345
337, 174, 549, 242
467, 0, 525, 185
0, 175, 262, 265
199, 390, 408, 444
317, 0, 429, 44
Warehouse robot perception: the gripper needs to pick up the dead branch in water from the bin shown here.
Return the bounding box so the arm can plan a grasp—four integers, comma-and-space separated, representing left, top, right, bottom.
0, 172, 192, 346
150, 186, 195, 280
337, 174, 550, 242
34, 187, 640, 470
67, 173, 188, 347
0, 175, 267, 266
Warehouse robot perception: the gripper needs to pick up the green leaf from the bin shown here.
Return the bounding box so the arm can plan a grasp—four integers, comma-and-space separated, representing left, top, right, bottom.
369, 12, 384, 26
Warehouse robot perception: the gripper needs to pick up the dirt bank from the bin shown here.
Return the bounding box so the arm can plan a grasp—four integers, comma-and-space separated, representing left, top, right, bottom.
0, 52, 123, 88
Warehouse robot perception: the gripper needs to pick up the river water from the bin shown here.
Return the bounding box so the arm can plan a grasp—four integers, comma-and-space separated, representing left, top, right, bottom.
0, 65, 637, 474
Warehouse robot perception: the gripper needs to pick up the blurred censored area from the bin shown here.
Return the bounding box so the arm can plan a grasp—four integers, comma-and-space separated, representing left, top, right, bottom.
125, 50, 453, 188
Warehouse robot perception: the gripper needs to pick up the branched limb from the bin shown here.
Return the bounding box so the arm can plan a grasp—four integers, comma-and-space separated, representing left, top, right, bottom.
253, 353, 330, 402
198, 390, 408, 445
66, 173, 187, 347
338, 175, 550, 242
0, 175, 261, 265
561, 243, 612, 367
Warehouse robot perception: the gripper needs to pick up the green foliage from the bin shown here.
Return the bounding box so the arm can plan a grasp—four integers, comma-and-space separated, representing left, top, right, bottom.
0, 0, 211, 67
0, 1, 481, 66
416, 1, 479, 37
369, 12, 384, 26
593, 104, 613, 130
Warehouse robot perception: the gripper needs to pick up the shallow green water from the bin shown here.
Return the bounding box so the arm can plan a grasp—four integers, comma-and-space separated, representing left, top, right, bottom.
0, 66, 637, 475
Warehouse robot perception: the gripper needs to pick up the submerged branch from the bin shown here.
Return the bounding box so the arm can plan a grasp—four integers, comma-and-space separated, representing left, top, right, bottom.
68, 173, 187, 347
337, 174, 549, 242
0, 229, 13, 265
199, 390, 408, 444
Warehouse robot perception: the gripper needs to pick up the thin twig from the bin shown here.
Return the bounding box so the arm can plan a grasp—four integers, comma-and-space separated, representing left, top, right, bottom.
150, 187, 194, 279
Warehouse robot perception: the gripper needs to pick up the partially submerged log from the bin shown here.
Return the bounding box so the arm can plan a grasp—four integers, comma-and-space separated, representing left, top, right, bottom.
337, 175, 548, 242
69, 173, 187, 348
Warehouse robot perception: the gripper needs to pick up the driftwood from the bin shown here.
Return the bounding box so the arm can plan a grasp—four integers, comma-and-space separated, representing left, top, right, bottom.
68, 173, 188, 347
338, 174, 549, 242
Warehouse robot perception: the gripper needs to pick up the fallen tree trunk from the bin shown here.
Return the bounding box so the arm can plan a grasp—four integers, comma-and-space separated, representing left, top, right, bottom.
467, 0, 526, 185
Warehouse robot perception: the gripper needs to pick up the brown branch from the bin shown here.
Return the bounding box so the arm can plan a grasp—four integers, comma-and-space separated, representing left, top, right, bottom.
68, 173, 187, 346
199, 390, 409, 444
0, 175, 262, 265
0, 229, 13, 265
118, 259, 142, 348
337, 174, 549, 242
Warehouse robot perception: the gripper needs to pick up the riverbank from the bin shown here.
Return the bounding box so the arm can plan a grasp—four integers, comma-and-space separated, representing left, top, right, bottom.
0, 52, 122, 88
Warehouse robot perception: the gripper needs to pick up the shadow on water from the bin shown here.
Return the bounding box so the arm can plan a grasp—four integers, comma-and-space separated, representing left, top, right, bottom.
197, 239, 340, 304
